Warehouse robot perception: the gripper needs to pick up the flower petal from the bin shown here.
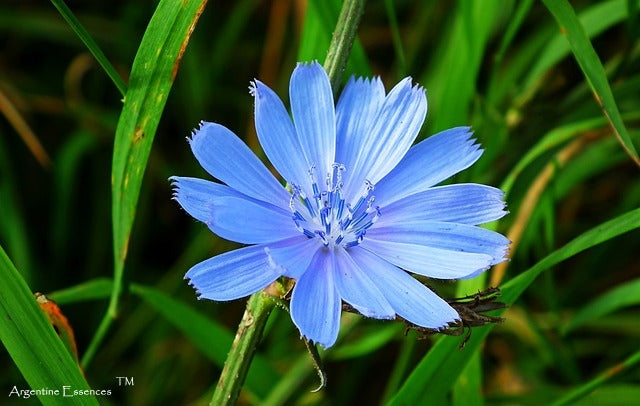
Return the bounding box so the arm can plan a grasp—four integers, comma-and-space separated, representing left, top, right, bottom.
188, 122, 290, 207
360, 219, 508, 279
266, 236, 323, 279
333, 247, 395, 318
186, 242, 289, 301
290, 61, 336, 182
374, 127, 483, 207
290, 249, 341, 348
335, 76, 385, 202
342, 77, 427, 203
252, 80, 312, 197
171, 176, 298, 244
367, 221, 509, 265
348, 247, 459, 328
377, 183, 507, 226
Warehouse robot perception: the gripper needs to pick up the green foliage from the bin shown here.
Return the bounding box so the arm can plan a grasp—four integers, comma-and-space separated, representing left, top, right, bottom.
1, 0, 639, 404
0, 246, 96, 405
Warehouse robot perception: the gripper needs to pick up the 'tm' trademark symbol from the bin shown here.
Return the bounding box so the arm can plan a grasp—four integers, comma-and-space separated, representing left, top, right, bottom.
117, 376, 134, 386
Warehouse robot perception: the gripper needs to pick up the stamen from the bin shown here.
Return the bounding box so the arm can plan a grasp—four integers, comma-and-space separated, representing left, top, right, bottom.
288, 164, 381, 249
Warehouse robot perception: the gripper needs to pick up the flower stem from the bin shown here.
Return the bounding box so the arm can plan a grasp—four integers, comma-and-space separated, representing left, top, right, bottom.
209, 0, 367, 403
210, 291, 276, 406
323, 0, 367, 91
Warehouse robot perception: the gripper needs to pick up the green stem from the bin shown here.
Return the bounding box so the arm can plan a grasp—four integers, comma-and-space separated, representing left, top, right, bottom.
209, 0, 367, 403
209, 291, 276, 406
50, 0, 127, 96
323, 0, 367, 92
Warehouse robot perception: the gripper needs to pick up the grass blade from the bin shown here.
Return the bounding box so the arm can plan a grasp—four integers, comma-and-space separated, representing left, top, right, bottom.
551, 349, 640, 406
111, 0, 208, 315
83, 0, 208, 368
49, 0, 127, 96
542, 0, 640, 165
562, 277, 640, 335
0, 245, 96, 405
48, 278, 113, 304
390, 208, 640, 404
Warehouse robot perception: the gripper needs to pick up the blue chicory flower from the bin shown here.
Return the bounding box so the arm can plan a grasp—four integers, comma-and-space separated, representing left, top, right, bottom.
171, 61, 509, 348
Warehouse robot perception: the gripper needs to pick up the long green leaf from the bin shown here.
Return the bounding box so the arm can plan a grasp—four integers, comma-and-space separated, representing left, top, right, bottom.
110, 0, 207, 317
542, 0, 640, 165
390, 208, 640, 404
0, 245, 96, 405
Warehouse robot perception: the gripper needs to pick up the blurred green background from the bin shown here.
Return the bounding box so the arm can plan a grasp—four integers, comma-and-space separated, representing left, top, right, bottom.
1, 0, 639, 404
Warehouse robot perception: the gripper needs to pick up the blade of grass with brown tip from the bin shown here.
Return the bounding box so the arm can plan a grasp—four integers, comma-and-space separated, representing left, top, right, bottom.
542, 0, 640, 165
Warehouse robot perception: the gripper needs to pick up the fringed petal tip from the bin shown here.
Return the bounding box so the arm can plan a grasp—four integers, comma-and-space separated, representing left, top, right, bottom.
184, 277, 204, 300
249, 80, 258, 97
186, 121, 212, 145
346, 75, 384, 88
168, 177, 182, 202
295, 60, 321, 68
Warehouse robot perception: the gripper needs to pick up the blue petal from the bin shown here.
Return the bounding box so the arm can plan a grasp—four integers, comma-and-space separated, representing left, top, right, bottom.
335, 76, 385, 202
186, 241, 292, 301
341, 77, 427, 203
290, 62, 336, 182
360, 221, 502, 278
374, 127, 483, 207
188, 122, 290, 208
290, 249, 341, 348
348, 248, 459, 328
333, 247, 395, 318
367, 221, 509, 266
171, 177, 298, 244
266, 236, 323, 279
252, 80, 313, 198
377, 183, 507, 226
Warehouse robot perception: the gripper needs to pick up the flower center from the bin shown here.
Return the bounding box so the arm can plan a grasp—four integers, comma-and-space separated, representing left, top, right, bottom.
289, 163, 381, 248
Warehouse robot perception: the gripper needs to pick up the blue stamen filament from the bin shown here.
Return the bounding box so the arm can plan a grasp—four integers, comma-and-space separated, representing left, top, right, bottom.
288, 163, 380, 249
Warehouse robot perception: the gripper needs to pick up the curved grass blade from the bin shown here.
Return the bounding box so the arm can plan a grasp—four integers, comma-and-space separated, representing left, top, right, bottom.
500, 112, 640, 197
521, 0, 631, 95
562, 277, 640, 335
83, 0, 208, 369
0, 245, 96, 405
552, 349, 640, 406
49, 0, 127, 96
542, 0, 640, 165
389, 208, 640, 405
48, 278, 113, 304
